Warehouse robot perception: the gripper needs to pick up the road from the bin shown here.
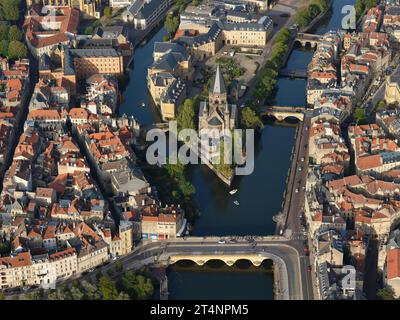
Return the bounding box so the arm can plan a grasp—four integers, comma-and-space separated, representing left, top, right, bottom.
276, 110, 315, 299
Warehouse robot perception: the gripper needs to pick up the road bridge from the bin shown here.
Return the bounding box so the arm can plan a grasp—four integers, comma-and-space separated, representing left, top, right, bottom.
125, 236, 312, 300
295, 33, 323, 48
260, 106, 305, 121
279, 68, 308, 79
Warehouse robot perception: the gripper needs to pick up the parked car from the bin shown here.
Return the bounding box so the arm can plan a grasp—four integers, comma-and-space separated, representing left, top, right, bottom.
307, 265, 312, 272
218, 239, 226, 244
295, 188, 299, 193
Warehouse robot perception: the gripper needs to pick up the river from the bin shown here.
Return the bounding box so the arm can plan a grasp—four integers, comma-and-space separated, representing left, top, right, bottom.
120, 0, 353, 300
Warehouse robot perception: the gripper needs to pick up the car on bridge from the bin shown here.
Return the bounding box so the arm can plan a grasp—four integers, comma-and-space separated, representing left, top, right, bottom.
218, 239, 226, 244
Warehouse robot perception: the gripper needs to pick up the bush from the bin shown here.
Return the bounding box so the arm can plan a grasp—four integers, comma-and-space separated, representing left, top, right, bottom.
103, 6, 112, 18
84, 26, 94, 35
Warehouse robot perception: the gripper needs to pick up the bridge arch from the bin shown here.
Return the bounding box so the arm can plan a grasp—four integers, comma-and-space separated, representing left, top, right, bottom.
168, 254, 272, 268
263, 112, 304, 122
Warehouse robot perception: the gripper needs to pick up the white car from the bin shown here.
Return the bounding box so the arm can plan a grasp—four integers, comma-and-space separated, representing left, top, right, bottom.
218, 239, 226, 244
295, 188, 299, 193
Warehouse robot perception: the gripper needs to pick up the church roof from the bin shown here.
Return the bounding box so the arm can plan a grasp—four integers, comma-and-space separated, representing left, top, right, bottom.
209, 116, 222, 126
210, 64, 226, 94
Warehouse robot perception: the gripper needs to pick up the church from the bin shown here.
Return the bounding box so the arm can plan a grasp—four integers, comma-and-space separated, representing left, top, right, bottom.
198, 64, 237, 132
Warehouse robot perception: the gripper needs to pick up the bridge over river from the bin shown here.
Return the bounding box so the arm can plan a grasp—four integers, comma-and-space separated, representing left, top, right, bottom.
295, 33, 323, 48
97, 236, 315, 300
260, 106, 305, 121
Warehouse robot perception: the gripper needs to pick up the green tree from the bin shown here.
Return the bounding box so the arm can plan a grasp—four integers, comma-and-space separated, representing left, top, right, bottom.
0, 240, 11, 255
165, 14, 180, 35
107, 269, 114, 277
376, 100, 386, 110
103, 6, 112, 17
0, 292, 5, 300
80, 280, 102, 300
93, 19, 101, 28
0, 0, 21, 21
98, 276, 119, 300
115, 260, 123, 273
8, 40, 27, 59
241, 107, 263, 130
96, 270, 103, 281
376, 286, 396, 300
8, 25, 22, 41
215, 141, 234, 179
0, 25, 9, 41
177, 98, 196, 130
120, 271, 154, 300
0, 40, 8, 57
162, 35, 170, 42
84, 26, 94, 35
69, 286, 84, 300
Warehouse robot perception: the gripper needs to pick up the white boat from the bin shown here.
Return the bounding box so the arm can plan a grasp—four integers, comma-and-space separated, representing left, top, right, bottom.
229, 189, 238, 195
233, 200, 240, 206
141, 102, 145, 107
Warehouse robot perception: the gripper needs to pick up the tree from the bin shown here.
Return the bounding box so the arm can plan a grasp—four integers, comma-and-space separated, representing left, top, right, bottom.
69, 286, 84, 300
0, 292, 5, 300
120, 271, 154, 300
103, 6, 112, 17
0, 240, 11, 256
84, 26, 94, 35
241, 107, 263, 130
165, 14, 179, 35
162, 35, 170, 42
8, 40, 27, 59
177, 98, 195, 131
80, 280, 102, 300
8, 25, 22, 42
107, 269, 114, 277
115, 260, 123, 273
0, 0, 21, 21
96, 270, 103, 281
98, 276, 119, 300
376, 286, 396, 300
0, 25, 9, 41
376, 100, 386, 110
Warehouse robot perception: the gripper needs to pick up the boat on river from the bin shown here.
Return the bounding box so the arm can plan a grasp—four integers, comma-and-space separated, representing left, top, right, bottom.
229, 189, 238, 195
233, 200, 240, 206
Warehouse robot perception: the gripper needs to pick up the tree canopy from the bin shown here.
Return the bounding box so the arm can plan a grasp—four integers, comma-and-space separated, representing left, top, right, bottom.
376, 286, 396, 300
7, 40, 27, 59
119, 270, 154, 300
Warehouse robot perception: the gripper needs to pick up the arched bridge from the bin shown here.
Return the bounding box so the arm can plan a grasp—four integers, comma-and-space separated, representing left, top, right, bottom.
169, 253, 269, 267
260, 106, 305, 121
141, 236, 311, 300
295, 33, 323, 48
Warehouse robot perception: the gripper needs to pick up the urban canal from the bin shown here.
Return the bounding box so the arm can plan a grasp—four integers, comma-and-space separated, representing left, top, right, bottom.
120, 0, 353, 299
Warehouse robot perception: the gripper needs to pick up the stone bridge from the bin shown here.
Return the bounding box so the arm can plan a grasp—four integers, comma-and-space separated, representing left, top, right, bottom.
260, 106, 305, 121
169, 253, 269, 267
295, 33, 323, 48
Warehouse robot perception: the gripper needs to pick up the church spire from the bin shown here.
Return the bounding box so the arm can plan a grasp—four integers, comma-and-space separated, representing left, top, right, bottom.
210, 64, 226, 95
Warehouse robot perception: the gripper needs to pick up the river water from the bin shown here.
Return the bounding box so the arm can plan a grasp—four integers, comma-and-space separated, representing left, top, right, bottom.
120, 0, 353, 299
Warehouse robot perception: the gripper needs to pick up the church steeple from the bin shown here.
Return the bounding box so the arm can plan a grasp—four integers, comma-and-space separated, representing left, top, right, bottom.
209, 64, 227, 105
